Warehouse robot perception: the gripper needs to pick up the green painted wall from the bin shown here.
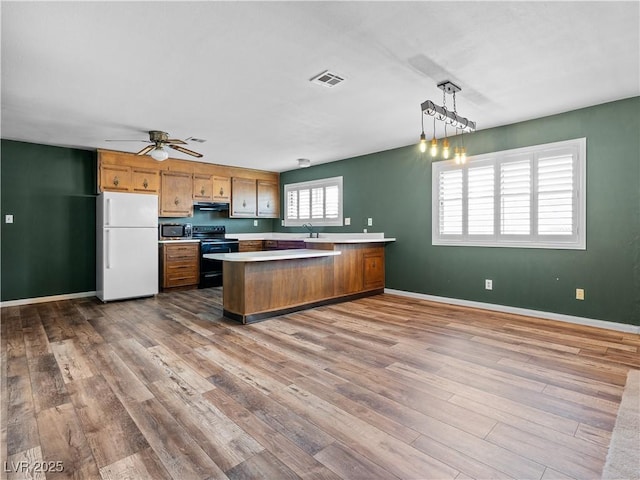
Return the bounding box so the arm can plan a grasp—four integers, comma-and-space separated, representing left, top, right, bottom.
1, 140, 97, 301
278, 97, 640, 325
0, 139, 276, 302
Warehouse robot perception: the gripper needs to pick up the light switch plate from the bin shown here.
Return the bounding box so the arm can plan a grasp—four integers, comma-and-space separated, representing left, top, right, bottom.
5, 214, 14, 224
253, 220, 258, 227
344, 217, 351, 226
367, 217, 373, 226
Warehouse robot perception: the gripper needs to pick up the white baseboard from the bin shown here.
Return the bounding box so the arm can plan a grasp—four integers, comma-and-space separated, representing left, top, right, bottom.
384, 288, 640, 335
0, 291, 96, 308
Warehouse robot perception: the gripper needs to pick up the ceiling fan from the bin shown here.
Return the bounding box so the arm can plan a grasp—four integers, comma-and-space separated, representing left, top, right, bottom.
106, 130, 203, 161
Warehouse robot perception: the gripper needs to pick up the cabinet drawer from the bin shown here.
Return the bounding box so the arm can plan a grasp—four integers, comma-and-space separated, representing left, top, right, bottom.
239, 240, 263, 252
164, 273, 199, 287
164, 244, 199, 259
263, 240, 278, 250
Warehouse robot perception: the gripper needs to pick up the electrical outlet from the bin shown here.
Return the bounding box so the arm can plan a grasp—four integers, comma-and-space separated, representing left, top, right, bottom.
253, 220, 258, 227
344, 217, 351, 226
367, 217, 373, 226
576, 288, 585, 300
363, 228, 368, 233
281, 220, 285, 226
485, 279, 493, 290
5, 214, 14, 224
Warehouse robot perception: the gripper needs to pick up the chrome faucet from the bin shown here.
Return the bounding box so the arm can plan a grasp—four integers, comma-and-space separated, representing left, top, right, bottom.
302, 223, 318, 238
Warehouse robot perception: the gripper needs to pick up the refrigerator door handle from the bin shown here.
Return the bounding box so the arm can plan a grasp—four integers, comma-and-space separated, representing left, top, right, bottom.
105, 230, 111, 269
106, 198, 111, 226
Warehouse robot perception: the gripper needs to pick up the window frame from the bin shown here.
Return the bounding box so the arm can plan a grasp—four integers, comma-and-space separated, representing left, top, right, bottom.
283, 176, 344, 227
432, 138, 586, 249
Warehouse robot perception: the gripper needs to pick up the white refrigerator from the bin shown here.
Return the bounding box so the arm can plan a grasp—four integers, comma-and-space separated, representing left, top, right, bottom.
96, 192, 159, 302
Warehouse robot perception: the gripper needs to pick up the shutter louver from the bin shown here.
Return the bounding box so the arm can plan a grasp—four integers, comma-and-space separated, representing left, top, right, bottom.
537, 155, 574, 235
287, 190, 298, 219
468, 165, 494, 235
299, 189, 310, 219
325, 185, 339, 218
501, 160, 531, 235
439, 170, 463, 235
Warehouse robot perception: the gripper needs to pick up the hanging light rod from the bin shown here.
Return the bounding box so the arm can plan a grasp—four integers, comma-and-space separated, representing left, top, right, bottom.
421, 81, 476, 132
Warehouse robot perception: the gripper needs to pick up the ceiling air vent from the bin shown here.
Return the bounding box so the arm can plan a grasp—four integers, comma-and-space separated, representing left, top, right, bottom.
310, 70, 345, 88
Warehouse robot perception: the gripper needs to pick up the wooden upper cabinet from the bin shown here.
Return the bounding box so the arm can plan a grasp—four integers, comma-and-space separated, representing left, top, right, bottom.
100, 164, 132, 192
230, 177, 257, 217
132, 167, 160, 194
193, 173, 214, 202
257, 180, 279, 218
212, 176, 231, 202
160, 171, 193, 217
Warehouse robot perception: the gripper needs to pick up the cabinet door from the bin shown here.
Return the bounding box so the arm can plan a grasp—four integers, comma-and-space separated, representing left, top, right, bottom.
363, 251, 384, 289
257, 180, 280, 218
100, 165, 131, 192
230, 177, 257, 217
193, 173, 214, 202
212, 176, 231, 202
132, 167, 160, 194
160, 171, 193, 217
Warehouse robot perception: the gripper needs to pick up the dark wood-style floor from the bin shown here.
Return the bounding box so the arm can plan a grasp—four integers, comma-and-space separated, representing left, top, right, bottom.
1, 289, 638, 479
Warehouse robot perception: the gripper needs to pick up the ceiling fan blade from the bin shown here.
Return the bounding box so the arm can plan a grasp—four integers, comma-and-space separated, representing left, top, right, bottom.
169, 144, 203, 158
136, 145, 155, 156
166, 138, 187, 145
105, 139, 151, 142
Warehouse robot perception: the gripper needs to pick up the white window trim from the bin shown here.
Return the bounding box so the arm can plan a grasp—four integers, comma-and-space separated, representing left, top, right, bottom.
284, 176, 344, 227
432, 138, 586, 249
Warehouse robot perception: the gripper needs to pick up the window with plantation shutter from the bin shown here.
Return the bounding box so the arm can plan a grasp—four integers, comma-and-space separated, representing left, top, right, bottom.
284, 176, 343, 226
432, 138, 585, 249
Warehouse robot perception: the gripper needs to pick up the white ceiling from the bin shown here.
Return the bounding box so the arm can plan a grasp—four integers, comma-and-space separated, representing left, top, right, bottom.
2, 1, 638, 173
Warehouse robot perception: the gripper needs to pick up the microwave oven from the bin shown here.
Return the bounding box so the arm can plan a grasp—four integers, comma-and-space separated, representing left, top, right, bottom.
159, 223, 192, 240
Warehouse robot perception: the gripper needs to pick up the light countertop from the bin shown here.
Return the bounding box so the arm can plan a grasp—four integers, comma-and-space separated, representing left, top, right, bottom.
158, 239, 200, 244
203, 248, 342, 262
228, 232, 395, 244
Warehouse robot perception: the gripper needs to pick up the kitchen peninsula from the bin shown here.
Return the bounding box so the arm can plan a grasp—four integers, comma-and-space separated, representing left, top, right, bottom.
206, 235, 395, 323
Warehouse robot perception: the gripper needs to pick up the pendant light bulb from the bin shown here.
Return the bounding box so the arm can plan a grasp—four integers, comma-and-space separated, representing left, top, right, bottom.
460, 147, 467, 164
454, 146, 461, 164
419, 132, 427, 153
430, 137, 438, 157
442, 138, 450, 159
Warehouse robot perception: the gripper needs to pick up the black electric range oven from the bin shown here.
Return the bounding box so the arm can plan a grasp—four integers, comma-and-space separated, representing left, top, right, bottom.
192, 225, 239, 288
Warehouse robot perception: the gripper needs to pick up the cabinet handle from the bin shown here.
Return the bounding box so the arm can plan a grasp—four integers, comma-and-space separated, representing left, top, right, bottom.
219, 188, 224, 195
143, 179, 148, 189
242, 200, 246, 208
266, 201, 270, 208
113, 176, 119, 187
174, 197, 180, 205
200, 186, 205, 195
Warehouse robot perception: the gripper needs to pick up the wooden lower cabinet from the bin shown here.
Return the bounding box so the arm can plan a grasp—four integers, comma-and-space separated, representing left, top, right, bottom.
160, 243, 200, 289
315, 243, 385, 296
363, 251, 384, 289
239, 240, 263, 252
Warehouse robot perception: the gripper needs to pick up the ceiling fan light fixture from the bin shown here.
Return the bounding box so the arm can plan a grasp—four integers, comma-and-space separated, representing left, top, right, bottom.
297, 158, 311, 168
150, 146, 169, 161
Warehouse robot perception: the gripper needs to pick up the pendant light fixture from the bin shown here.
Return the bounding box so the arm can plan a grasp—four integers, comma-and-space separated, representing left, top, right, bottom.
419, 113, 427, 153
429, 117, 438, 157
419, 80, 476, 163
